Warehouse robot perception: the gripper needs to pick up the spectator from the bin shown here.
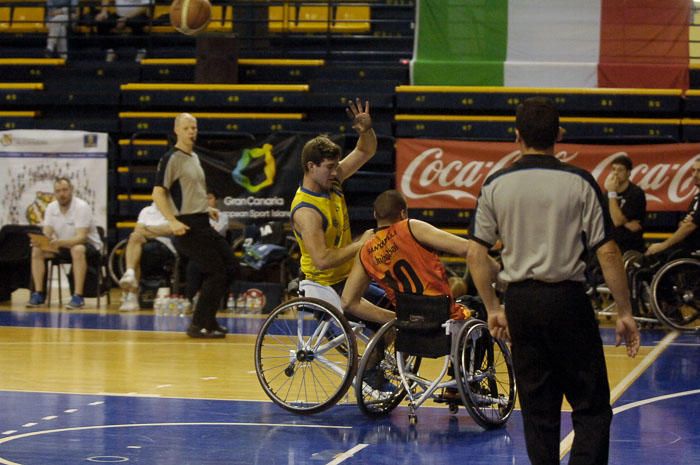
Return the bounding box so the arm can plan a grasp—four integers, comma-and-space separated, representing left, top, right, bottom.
27, 177, 103, 309
604, 155, 647, 253
45, 0, 78, 59
646, 158, 700, 257
468, 97, 639, 465
118, 202, 172, 312
95, 0, 151, 62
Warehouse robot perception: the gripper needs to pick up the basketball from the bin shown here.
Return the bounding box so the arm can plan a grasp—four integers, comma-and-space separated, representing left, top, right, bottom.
169, 0, 211, 35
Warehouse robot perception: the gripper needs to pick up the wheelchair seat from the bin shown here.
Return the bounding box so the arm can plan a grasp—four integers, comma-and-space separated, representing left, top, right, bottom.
395, 292, 452, 358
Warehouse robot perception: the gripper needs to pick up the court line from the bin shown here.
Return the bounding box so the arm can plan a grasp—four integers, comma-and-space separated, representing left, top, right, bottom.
0, 422, 353, 465
325, 444, 369, 465
559, 330, 679, 460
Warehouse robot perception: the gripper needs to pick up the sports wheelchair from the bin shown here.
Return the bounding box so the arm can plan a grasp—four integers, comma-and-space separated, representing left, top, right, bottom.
354, 293, 516, 428
253, 290, 516, 429
591, 249, 700, 332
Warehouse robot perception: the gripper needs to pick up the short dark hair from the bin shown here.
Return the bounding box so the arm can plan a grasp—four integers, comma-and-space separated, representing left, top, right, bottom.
374, 189, 407, 222
207, 188, 219, 198
54, 177, 72, 187
611, 155, 633, 171
301, 135, 341, 173
515, 97, 560, 150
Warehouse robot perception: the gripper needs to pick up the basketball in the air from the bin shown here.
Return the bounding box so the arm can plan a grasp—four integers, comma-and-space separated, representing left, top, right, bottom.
169, 0, 211, 35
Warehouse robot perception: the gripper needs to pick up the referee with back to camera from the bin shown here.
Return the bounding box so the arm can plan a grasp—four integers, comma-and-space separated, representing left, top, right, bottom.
152, 112, 237, 339
468, 97, 640, 465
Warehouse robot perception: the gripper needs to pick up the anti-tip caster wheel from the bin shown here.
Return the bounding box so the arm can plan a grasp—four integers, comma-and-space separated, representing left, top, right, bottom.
448, 403, 458, 415
408, 414, 417, 425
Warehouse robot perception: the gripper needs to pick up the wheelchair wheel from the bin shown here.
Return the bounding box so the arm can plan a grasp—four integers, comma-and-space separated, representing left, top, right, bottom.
355, 319, 421, 417
108, 238, 129, 285
254, 297, 358, 414
454, 320, 516, 429
650, 258, 700, 332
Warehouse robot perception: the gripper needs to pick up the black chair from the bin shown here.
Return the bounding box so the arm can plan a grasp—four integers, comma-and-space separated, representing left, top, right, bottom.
0, 224, 41, 300
46, 226, 111, 307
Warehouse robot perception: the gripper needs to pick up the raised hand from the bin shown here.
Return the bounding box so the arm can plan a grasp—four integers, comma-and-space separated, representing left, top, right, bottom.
346, 98, 372, 134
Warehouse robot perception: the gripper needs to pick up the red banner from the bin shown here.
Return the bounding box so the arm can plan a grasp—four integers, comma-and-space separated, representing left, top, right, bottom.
396, 139, 700, 212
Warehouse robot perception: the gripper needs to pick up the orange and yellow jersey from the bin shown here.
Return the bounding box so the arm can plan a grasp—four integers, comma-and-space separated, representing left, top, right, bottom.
360, 219, 465, 320
290, 182, 353, 286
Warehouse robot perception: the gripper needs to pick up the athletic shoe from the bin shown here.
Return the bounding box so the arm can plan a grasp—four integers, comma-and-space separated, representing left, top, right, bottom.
119, 269, 138, 290
134, 48, 147, 63
364, 367, 396, 394
66, 294, 85, 309
119, 292, 139, 312
26, 291, 46, 307
186, 324, 226, 339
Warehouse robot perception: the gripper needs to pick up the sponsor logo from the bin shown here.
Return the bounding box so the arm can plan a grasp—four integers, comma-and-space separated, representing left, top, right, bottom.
1, 134, 11, 146
83, 134, 98, 148
232, 143, 276, 193
397, 140, 700, 211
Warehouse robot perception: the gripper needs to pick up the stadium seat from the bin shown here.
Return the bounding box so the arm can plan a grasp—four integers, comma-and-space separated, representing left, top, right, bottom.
9, 6, 46, 33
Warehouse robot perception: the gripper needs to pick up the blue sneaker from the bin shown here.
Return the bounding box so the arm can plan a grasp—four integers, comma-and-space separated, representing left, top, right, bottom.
66, 294, 85, 309
26, 291, 46, 308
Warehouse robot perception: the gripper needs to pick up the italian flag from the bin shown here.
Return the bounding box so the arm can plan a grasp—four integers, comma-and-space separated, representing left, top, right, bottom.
411, 0, 690, 89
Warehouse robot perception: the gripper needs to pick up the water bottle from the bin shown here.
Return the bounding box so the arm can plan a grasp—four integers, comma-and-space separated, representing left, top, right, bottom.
167, 295, 177, 316
226, 293, 235, 313
154, 295, 164, 315
176, 295, 185, 317
236, 293, 247, 313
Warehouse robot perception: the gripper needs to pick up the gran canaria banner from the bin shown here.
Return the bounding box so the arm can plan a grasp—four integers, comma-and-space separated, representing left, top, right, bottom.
0, 130, 108, 227
196, 133, 305, 223
396, 139, 700, 212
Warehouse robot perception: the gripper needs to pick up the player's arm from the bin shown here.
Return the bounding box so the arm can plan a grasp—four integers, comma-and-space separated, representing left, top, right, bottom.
337, 99, 376, 182
340, 253, 395, 324
409, 219, 469, 256
292, 207, 366, 270
646, 219, 697, 255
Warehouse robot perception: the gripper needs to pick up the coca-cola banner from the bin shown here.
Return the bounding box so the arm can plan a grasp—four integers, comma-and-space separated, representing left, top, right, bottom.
396, 139, 700, 212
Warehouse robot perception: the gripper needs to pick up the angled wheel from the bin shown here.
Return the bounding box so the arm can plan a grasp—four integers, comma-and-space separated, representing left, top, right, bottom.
355, 319, 421, 417
455, 320, 516, 429
254, 297, 357, 414
650, 258, 700, 332
107, 238, 129, 285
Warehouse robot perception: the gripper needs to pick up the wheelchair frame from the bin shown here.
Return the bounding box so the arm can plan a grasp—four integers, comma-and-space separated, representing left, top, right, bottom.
354, 317, 516, 428
592, 251, 700, 332
254, 293, 517, 430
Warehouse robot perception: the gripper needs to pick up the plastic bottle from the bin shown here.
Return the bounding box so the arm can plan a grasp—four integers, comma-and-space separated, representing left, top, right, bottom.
167, 294, 177, 316
226, 293, 235, 313
236, 293, 247, 313
154, 294, 164, 315
176, 295, 185, 317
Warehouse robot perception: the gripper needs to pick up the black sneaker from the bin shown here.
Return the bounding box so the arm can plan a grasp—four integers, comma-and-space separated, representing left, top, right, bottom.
187, 324, 226, 339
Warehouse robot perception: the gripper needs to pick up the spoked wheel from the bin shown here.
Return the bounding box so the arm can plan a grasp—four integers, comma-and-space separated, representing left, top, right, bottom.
650, 258, 700, 332
454, 320, 516, 429
355, 319, 421, 417
254, 297, 357, 414
108, 238, 129, 285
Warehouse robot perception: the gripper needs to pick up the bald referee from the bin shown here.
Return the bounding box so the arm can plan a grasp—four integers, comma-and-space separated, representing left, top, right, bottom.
468, 97, 640, 465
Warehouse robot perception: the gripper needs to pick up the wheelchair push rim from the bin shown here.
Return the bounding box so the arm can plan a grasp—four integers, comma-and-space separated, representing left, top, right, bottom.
455, 320, 516, 429
650, 258, 700, 332
355, 319, 421, 418
254, 297, 358, 414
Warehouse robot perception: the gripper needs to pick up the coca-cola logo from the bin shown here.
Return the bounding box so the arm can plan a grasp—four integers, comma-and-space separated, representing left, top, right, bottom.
397, 140, 700, 211
400, 147, 521, 201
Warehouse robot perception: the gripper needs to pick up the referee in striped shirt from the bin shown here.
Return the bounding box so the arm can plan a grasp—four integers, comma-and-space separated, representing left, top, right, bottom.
468, 97, 640, 465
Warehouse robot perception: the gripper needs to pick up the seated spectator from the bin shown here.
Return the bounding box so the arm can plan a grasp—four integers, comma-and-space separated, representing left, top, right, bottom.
45, 0, 78, 59
646, 158, 700, 258
604, 155, 646, 253
118, 202, 172, 311
95, 0, 151, 62
27, 177, 103, 310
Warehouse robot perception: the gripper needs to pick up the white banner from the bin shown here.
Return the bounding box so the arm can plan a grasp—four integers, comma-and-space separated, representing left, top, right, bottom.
0, 130, 108, 228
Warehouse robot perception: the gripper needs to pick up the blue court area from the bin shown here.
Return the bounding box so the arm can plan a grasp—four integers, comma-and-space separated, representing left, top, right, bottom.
0, 309, 698, 465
